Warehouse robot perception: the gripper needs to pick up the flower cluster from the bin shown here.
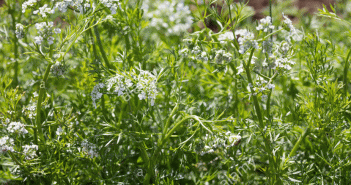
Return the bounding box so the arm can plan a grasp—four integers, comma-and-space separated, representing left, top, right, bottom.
218, 31, 235, 45
51, 62, 66, 77
235, 29, 258, 54
179, 48, 189, 57
23, 104, 36, 119
256, 16, 274, 32
15, 24, 24, 39
7, 121, 28, 135
144, 0, 193, 36
180, 45, 207, 61
91, 83, 105, 108
214, 49, 232, 64
81, 140, 98, 158
135, 70, 157, 105
248, 76, 276, 100
272, 57, 295, 71
22, 144, 38, 160
92, 69, 158, 107
282, 13, 301, 43
106, 74, 133, 96
100, 0, 121, 15
179, 44, 234, 65
261, 40, 295, 73
0, 136, 14, 153
199, 132, 241, 156
22, 0, 37, 13
55, 0, 94, 14
34, 22, 61, 45
33, 4, 55, 18
56, 126, 64, 136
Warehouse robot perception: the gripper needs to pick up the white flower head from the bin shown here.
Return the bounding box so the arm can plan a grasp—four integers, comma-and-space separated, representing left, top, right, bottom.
0, 136, 14, 153
33, 4, 55, 18
235, 29, 258, 54
91, 83, 105, 108
22, 0, 37, 13
256, 16, 274, 32
34, 36, 44, 45
56, 126, 63, 135
218, 31, 235, 44
22, 144, 38, 159
7, 122, 28, 135
15, 23, 25, 39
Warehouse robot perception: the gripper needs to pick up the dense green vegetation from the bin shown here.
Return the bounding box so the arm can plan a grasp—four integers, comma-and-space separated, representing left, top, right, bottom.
1, 0, 351, 184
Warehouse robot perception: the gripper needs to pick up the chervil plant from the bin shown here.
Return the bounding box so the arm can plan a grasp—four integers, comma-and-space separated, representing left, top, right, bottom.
1, 0, 351, 184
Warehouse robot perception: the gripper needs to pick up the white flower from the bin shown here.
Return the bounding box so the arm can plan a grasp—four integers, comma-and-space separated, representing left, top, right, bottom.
235, 29, 258, 54
33, 4, 55, 18
22, 0, 37, 13
236, 64, 244, 75
56, 126, 63, 135
101, 0, 121, 15
91, 83, 105, 108
138, 92, 146, 100
0, 136, 14, 153
99, 69, 158, 107
22, 144, 38, 159
280, 42, 290, 54
218, 31, 234, 44
179, 48, 189, 57
227, 134, 241, 146
282, 13, 302, 42
145, 0, 193, 36
34, 36, 43, 45
15, 24, 25, 39
54, 28, 61, 34
81, 140, 98, 158
7, 122, 28, 134
47, 36, 54, 45
267, 83, 275, 90
214, 49, 232, 64
256, 16, 274, 32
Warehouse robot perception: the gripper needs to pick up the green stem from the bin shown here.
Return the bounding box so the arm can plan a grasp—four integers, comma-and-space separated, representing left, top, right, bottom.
88, 27, 108, 116
344, 49, 351, 99
10, 10, 19, 87
244, 49, 264, 127
269, 0, 273, 42
283, 126, 310, 167
93, 25, 114, 70
144, 115, 194, 184
162, 103, 179, 137
266, 90, 272, 120
35, 56, 53, 146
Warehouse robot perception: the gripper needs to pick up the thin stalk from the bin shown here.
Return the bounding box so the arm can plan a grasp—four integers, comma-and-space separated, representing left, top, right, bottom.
36, 61, 53, 145
266, 90, 272, 119
88, 27, 108, 117
244, 49, 264, 127
162, 103, 179, 137
144, 115, 194, 184
283, 126, 310, 167
344, 49, 351, 99
93, 25, 114, 70
269, 0, 273, 42
10, 10, 19, 87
